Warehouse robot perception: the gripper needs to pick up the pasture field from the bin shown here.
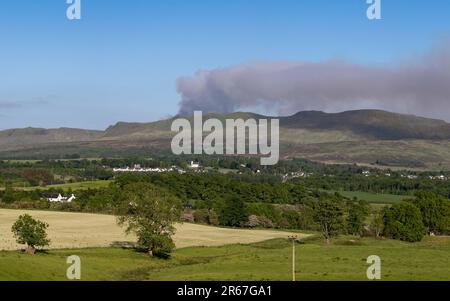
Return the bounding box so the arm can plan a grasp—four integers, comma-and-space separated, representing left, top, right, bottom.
17, 180, 113, 191
3, 158, 102, 163
0, 209, 303, 250
0, 236, 449, 281
325, 190, 409, 204
338, 191, 409, 204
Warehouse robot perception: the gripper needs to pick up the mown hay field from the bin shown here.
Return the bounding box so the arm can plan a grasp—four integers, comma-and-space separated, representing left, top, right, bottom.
0, 209, 305, 251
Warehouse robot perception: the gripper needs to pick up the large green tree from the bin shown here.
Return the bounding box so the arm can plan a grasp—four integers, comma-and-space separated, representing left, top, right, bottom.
220, 196, 248, 227
116, 183, 182, 258
369, 208, 385, 238
384, 202, 425, 242
346, 200, 370, 236
313, 199, 345, 244
409, 191, 450, 235
11, 214, 50, 254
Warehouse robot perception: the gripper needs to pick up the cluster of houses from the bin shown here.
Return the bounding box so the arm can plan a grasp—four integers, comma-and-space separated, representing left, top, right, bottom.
112, 161, 201, 174
364, 171, 448, 181
428, 175, 448, 181
400, 174, 419, 180
44, 193, 77, 203
400, 174, 448, 181
281, 171, 311, 182
113, 165, 183, 173
360, 170, 391, 177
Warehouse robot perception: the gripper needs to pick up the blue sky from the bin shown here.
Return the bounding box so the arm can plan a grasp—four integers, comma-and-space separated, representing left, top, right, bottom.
0, 0, 449, 129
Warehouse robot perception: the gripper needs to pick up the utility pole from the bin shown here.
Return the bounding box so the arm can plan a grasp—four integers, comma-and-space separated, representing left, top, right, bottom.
288, 235, 298, 281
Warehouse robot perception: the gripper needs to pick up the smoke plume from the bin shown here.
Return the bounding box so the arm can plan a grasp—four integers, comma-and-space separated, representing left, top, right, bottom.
177, 43, 450, 121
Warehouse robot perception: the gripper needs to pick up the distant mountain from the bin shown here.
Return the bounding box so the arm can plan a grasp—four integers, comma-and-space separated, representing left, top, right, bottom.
1, 110, 450, 169
102, 112, 264, 138
90, 109, 450, 140
0, 127, 102, 151
281, 110, 450, 140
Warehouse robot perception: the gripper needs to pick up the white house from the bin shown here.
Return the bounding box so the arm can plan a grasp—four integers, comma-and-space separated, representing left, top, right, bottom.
190, 161, 200, 168
112, 166, 184, 173
46, 194, 76, 203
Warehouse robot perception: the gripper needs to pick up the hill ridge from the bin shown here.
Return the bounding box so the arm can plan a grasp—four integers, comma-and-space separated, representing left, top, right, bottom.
2, 109, 450, 141
1, 109, 450, 169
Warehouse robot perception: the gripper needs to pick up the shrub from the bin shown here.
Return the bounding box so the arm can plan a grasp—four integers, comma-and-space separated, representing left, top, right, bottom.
246, 215, 274, 228
181, 212, 194, 223
246, 203, 281, 225
208, 209, 220, 226
246, 215, 260, 228
297, 206, 317, 230
280, 209, 301, 229
258, 216, 274, 228
194, 208, 220, 225
384, 202, 425, 242
193, 209, 210, 224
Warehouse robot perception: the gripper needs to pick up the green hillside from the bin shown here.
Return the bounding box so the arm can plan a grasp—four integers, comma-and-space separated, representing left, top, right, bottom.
1, 110, 450, 169
282, 110, 450, 140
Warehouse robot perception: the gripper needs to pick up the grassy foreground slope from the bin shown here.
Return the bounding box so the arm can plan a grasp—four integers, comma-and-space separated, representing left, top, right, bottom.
1, 237, 449, 281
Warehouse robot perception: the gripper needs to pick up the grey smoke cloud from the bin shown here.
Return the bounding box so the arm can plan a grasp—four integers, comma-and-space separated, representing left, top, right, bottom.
177, 43, 450, 121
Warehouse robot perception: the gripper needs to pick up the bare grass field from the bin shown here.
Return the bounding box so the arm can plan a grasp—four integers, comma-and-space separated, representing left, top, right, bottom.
0, 209, 304, 251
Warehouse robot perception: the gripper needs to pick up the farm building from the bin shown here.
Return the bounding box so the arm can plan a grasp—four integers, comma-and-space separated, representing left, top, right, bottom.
44, 193, 76, 203
190, 161, 200, 168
